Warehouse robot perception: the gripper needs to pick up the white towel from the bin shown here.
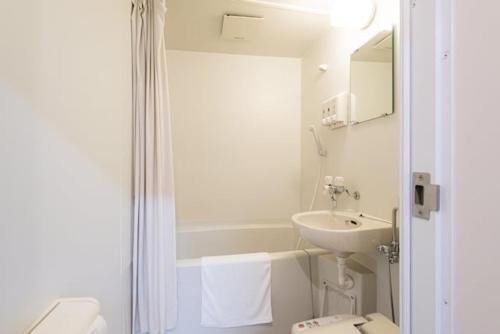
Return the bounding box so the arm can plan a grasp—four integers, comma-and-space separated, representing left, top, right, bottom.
201, 252, 272, 328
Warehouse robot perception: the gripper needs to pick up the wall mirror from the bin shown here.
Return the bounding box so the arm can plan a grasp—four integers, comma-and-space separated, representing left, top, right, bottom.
350, 30, 394, 124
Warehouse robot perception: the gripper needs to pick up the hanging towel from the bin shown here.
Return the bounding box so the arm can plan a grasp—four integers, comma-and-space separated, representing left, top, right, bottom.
201, 252, 272, 328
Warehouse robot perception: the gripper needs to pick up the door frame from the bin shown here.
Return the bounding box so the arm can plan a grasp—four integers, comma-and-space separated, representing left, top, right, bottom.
399, 0, 412, 332
399, 0, 453, 333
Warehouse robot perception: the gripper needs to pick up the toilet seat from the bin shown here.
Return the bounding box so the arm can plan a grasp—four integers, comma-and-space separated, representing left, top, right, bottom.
291, 313, 398, 334
359, 313, 399, 334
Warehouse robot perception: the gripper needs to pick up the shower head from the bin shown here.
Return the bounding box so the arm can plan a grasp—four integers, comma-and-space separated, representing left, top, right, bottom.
309, 125, 327, 157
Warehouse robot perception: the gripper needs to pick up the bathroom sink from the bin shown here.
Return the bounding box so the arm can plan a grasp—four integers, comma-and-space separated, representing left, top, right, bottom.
292, 210, 392, 257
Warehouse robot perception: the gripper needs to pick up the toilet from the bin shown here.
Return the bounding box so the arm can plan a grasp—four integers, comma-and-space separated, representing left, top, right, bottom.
26, 298, 107, 334
291, 313, 399, 334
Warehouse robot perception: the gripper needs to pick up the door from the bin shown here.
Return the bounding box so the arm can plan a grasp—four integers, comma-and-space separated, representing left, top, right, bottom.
400, 0, 451, 333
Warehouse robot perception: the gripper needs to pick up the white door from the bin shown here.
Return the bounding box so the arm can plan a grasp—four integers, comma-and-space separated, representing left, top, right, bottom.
450, 1, 500, 333
404, 0, 500, 333
401, 0, 451, 333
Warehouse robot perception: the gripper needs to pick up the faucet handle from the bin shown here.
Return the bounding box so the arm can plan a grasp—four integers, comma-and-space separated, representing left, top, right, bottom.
334, 176, 345, 187
324, 175, 333, 185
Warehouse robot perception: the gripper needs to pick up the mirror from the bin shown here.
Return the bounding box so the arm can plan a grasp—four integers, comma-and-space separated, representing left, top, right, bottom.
350, 30, 393, 124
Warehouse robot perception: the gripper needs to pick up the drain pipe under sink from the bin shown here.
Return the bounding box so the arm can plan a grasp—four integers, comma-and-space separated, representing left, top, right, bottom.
336, 256, 354, 289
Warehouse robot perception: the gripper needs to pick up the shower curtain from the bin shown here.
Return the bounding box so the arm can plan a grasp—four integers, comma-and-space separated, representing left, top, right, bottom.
131, 0, 177, 333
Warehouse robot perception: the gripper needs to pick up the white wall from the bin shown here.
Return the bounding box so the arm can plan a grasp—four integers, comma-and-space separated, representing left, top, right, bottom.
452, 1, 500, 333
300, 0, 399, 321
0, 1, 131, 333
167, 51, 301, 224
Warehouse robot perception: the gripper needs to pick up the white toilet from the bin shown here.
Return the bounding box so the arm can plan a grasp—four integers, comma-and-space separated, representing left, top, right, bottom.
26, 298, 107, 334
291, 313, 399, 334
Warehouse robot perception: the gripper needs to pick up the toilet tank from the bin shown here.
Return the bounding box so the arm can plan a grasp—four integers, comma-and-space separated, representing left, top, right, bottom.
26, 298, 107, 334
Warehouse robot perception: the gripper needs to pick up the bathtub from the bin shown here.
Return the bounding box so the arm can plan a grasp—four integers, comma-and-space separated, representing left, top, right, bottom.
169, 219, 323, 334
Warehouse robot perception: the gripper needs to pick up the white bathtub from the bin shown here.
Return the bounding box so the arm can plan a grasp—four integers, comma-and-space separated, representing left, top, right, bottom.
169, 220, 323, 334
176, 219, 298, 259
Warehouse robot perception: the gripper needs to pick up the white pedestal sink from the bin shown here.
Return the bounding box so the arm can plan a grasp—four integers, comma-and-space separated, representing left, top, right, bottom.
292, 210, 392, 257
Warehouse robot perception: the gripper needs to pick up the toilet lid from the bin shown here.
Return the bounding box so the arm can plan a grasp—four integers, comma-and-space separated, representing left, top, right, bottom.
358, 313, 399, 334
87, 315, 108, 334
291, 313, 398, 334
27, 298, 101, 334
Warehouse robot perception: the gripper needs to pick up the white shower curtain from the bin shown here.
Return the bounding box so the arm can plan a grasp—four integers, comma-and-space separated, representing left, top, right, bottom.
131, 0, 177, 333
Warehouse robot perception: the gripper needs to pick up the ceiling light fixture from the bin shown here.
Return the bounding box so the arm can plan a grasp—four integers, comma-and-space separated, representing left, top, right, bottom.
330, 0, 377, 30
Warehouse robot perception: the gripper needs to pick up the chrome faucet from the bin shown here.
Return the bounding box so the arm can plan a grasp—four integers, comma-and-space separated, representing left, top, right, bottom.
324, 176, 360, 209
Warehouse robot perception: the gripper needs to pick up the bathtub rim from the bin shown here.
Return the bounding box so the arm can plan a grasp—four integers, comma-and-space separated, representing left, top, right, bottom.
176, 218, 295, 233
176, 248, 328, 268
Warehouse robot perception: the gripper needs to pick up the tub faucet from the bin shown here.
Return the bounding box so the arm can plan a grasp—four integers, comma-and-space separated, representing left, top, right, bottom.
324, 176, 360, 209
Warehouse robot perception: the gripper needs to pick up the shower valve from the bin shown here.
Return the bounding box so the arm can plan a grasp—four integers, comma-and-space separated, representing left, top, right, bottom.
377, 241, 399, 264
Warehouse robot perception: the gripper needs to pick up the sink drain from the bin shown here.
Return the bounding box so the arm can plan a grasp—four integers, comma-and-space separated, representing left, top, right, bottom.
345, 219, 359, 226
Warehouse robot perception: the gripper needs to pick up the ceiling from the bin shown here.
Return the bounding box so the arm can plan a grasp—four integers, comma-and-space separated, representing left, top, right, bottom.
165, 0, 333, 58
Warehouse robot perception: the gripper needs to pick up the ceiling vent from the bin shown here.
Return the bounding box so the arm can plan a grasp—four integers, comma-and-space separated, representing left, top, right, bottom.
221, 14, 264, 41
